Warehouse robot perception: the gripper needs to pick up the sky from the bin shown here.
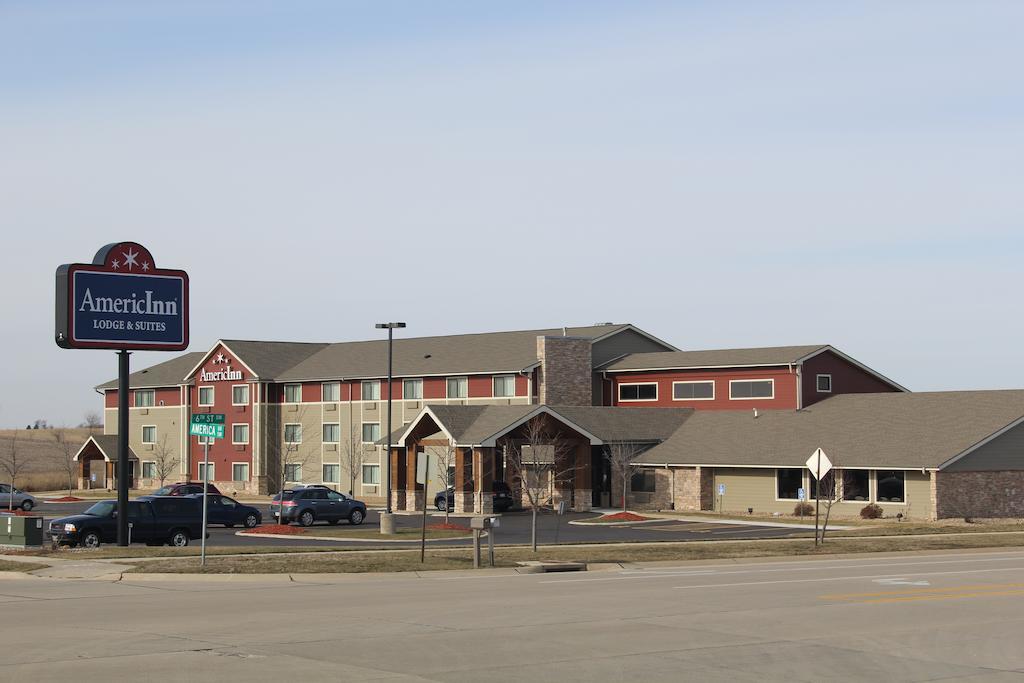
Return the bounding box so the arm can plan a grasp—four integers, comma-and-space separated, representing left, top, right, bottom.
1, 1, 1022, 428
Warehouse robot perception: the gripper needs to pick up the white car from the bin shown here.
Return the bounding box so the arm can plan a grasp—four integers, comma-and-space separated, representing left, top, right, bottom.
0, 484, 39, 511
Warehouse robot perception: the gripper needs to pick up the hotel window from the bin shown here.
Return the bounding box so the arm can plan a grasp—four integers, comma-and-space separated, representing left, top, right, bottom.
199, 463, 215, 481
232, 463, 249, 481
403, 378, 423, 399
232, 424, 249, 445
284, 423, 302, 444
362, 423, 381, 444
816, 374, 832, 393
630, 468, 656, 493
284, 383, 302, 403
322, 464, 340, 483
492, 375, 516, 397
323, 423, 340, 443
844, 470, 870, 501
672, 381, 714, 400
322, 382, 340, 402
362, 464, 381, 485
776, 468, 802, 500
284, 463, 301, 482
729, 379, 774, 399
142, 462, 156, 479
361, 380, 381, 400
198, 386, 215, 406
876, 470, 905, 503
135, 390, 155, 407
232, 385, 249, 405
618, 383, 657, 401
141, 426, 156, 444
447, 377, 468, 398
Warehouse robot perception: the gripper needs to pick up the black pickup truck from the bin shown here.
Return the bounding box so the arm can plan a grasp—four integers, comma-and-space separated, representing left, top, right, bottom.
49, 497, 205, 548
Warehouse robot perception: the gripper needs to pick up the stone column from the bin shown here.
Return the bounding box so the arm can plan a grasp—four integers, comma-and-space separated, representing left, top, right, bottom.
454, 446, 473, 513
552, 444, 574, 510
390, 447, 407, 512
572, 441, 592, 511
473, 447, 494, 514
404, 445, 422, 512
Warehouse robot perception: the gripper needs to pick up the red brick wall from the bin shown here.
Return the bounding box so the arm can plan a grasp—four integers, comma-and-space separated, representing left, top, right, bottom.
188, 344, 254, 479
801, 350, 901, 407
609, 367, 800, 411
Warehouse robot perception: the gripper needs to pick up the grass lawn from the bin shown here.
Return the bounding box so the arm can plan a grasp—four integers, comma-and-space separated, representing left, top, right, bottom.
0, 560, 49, 572
125, 531, 1024, 574
11, 545, 352, 560
249, 526, 472, 540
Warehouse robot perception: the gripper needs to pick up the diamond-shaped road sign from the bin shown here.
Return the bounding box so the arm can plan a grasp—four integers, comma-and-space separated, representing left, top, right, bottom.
805, 448, 833, 478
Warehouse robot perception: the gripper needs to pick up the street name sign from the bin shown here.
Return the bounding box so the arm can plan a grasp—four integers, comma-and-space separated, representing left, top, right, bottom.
190, 414, 225, 440
56, 242, 189, 350
191, 414, 225, 425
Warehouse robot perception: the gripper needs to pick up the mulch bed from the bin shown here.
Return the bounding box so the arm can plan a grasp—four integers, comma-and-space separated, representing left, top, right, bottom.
0, 510, 39, 517
45, 496, 85, 502
426, 522, 471, 532
600, 512, 652, 522
240, 524, 306, 535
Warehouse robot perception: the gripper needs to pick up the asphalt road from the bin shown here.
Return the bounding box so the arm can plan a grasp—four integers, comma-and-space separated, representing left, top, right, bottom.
5, 548, 1024, 680
31, 500, 809, 548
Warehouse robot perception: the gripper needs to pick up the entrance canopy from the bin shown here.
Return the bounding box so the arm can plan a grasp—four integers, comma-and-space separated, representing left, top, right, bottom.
74, 435, 140, 463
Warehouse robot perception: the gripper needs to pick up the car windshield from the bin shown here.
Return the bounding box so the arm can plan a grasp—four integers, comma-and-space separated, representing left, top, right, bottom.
84, 501, 117, 517
153, 486, 174, 495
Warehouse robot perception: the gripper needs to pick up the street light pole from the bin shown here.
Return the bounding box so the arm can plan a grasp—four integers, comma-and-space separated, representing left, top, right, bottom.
376, 322, 405, 535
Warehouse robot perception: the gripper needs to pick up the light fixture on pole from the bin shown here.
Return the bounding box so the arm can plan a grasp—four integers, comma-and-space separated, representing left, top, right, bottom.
376, 322, 406, 535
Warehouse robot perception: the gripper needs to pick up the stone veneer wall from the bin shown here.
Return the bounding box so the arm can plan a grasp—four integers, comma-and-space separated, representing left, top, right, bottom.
537, 336, 593, 406
627, 467, 714, 511
935, 470, 1024, 519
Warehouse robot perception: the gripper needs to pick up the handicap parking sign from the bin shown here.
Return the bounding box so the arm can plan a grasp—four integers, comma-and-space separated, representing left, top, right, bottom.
717, 483, 726, 496
798, 487, 805, 501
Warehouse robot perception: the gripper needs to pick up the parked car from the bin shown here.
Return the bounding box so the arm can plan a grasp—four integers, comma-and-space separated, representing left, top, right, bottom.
48, 497, 205, 548
434, 480, 514, 513
152, 482, 222, 497
0, 484, 38, 511
271, 488, 366, 526
184, 494, 261, 528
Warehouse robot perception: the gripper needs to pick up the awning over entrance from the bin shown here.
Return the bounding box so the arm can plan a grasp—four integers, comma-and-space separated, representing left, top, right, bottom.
73, 435, 140, 490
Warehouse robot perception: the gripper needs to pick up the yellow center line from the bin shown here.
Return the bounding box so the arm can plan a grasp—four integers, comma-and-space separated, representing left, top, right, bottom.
863, 589, 1024, 604
820, 582, 1024, 601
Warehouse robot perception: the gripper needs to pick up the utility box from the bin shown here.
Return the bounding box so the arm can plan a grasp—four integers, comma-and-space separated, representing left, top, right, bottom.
0, 515, 44, 548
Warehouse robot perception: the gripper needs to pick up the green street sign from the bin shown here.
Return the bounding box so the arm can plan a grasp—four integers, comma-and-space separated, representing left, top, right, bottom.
191, 413, 225, 425
189, 422, 225, 439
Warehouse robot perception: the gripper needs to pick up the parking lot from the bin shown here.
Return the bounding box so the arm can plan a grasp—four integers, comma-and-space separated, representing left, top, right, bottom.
29, 499, 810, 548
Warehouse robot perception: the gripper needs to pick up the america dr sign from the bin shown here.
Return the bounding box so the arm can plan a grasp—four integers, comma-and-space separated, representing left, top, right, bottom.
55, 242, 189, 350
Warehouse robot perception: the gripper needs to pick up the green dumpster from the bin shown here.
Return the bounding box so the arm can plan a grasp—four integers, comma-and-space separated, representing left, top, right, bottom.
0, 515, 44, 548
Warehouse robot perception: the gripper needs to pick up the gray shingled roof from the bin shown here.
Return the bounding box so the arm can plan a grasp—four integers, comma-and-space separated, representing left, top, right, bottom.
635, 390, 1024, 470
277, 325, 632, 381
76, 435, 140, 460
96, 352, 205, 391
601, 345, 829, 371
219, 340, 329, 380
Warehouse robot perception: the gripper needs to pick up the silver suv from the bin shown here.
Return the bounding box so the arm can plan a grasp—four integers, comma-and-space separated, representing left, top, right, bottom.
0, 484, 38, 511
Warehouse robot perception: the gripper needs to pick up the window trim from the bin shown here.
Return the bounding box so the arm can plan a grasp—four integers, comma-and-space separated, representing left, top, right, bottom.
728, 378, 775, 401
322, 463, 340, 484
361, 422, 381, 444
198, 462, 216, 482
629, 467, 657, 493
774, 467, 805, 501
231, 462, 250, 482
361, 463, 381, 486
618, 382, 659, 403
283, 383, 302, 404
840, 468, 871, 503
492, 374, 517, 398
321, 381, 341, 403
446, 376, 469, 399
283, 463, 302, 482
283, 423, 302, 444
816, 374, 832, 393
403, 378, 423, 400
231, 423, 250, 445
231, 384, 250, 406
361, 380, 381, 401
198, 385, 215, 407
135, 389, 155, 407
875, 469, 907, 505
322, 422, 340, 444
671, 380, 715, 401
141, 461, 157, 479
141, 425, 157, 444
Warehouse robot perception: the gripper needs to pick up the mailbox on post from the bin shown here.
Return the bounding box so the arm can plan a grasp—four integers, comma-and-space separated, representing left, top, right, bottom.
471, 516, 499, 568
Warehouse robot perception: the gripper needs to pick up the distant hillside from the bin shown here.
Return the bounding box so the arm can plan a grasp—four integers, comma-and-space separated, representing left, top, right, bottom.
0, 427, 96, 472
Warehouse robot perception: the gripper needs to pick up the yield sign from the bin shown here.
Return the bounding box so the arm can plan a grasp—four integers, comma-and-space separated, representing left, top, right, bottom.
805, 448, 833, 478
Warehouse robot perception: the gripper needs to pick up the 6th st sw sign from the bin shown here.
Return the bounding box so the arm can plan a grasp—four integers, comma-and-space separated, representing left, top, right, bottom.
189, 414, 225, 439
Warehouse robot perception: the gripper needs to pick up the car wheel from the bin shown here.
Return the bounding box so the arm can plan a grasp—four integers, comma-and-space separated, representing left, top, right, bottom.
436, 499, 447, 512
20, 499, 34, 512
169, 530, 190, 547
243, 513, 259, 529
349, 508, 365, 526
82, 531, 101, 549
299, 510, 315, 527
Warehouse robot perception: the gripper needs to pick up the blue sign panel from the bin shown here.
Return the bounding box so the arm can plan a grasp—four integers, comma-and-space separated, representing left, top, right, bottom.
717, 483, 726, 496
56, 242, 189, 351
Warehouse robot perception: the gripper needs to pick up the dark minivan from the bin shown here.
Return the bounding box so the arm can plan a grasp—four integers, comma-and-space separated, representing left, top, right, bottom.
49, 497, 205, 548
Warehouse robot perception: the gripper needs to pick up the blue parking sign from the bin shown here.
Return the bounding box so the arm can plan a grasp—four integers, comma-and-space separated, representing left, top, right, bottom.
798, 487, 806, 501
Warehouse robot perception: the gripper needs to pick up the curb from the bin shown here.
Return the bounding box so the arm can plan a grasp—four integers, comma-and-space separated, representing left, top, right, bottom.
235, 531, 480, 543
569, 518, 666, 527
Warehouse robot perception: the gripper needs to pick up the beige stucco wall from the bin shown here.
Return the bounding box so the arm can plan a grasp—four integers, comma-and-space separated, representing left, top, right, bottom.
104, 406, 189, 483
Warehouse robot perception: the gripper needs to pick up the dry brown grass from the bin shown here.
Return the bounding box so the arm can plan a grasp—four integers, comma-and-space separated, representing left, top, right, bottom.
0, 427, 96, 491
0, 560, 48, 572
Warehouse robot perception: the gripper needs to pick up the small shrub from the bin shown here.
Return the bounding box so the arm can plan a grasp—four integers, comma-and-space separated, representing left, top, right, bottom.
793, 502, 814, 516
860, 503, 884, 519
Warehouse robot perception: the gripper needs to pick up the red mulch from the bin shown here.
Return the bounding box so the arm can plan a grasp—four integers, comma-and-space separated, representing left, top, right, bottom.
0, 510, 39, 517
45, 496, 85, 502
240, 524, 306, 535
601, 512, 651, 522
426, 522, 471, 532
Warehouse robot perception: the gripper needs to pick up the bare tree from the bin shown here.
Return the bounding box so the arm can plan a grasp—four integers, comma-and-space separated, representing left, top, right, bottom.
812, 463, 852, 545
501, 416, 577, 552
277, 407, 319, 511
82, 411, 102, 433
51, 427, 80, 496
605, 441, 646, 512
0, 431, 27, 510
152, 433, 180, 487
339, 423, 363, 496
432, 442, 457, 525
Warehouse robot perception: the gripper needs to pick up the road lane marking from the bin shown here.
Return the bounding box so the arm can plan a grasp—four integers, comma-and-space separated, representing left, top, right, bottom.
863, 589, 1024, 604
821, 583, 1024, 600
873, 578, 930, 586
670, 566, 1024, 591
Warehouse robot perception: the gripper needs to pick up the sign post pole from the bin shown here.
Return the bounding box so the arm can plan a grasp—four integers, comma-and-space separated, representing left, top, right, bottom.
805, 448, 832, 548
117, 350, 130, 546
201, 438, 209, 567
189, 414, 223, 567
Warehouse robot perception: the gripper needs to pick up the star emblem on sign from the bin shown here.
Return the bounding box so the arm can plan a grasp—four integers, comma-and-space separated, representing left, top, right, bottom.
215, 353, 226, 364
122, 247, 139, 271
111, 259, 120, 270
141, 261, 150, 272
